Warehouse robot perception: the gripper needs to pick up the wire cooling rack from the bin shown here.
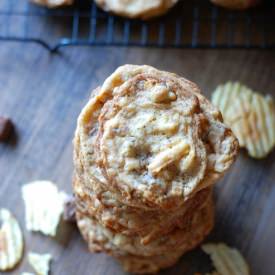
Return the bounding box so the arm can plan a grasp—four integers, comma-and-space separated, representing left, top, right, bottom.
0, 0, 274, 52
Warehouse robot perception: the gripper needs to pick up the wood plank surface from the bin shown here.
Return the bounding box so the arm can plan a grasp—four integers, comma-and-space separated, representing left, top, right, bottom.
0, 42, 275, 275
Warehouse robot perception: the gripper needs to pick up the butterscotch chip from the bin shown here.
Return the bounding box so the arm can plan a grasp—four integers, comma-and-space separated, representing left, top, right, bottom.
212, 82, 275, 158
30, 0, 73, 8
202, 243, 249, 275
22, 181, 67, 236
94, 0, 178, 19
0, 209, 24, 271
0, 117, 13, 142
28, 252, 52, 275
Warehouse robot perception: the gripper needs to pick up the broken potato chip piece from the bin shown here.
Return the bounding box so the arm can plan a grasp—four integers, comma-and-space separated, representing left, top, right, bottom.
212, 82, 275, 158
22, 181, 67, 236
202, 243, 249, 275
0, 208, 24, 271
28, 252, 52, 275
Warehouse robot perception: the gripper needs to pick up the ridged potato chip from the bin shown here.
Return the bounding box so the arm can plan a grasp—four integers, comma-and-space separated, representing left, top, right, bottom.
28, 252, 52, 275
0, 208, 24, 271
22, 181, 67, 236
212, 82, 275, 158
202, 243, 249, 275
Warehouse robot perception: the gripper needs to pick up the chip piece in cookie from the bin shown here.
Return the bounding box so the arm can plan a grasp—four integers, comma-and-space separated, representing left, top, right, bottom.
30, 0, 73, 8
94, 0, 178, 19
0, 209, 24, 271
28, 252, 52, 275
212, 82, 275, 158
202, 243, 249, 275
22, 181, 67, 236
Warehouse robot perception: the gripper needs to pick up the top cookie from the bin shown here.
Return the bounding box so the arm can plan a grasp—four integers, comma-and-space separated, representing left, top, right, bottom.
94, 0, 178, 19
75, 65, 238, 210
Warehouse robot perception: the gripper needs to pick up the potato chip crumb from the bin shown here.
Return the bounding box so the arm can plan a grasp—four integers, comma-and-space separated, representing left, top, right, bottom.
202, 243, 249, 275
0, 208, 24, 271
28, 252, 52, 275
22, 181, 68, 236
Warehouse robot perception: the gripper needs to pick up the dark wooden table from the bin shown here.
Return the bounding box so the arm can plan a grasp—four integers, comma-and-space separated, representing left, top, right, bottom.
0, 43, 274, 275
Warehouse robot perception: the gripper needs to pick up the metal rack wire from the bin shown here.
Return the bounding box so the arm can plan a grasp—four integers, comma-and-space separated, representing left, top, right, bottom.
0, 0, 274, 52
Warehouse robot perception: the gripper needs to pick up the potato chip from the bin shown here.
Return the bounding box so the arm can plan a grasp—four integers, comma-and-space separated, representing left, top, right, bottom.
202, 243, 249, 275
212, 82, 275, 158
28, 252, 52, 275
22, 181, 67, 236
0, 208, 24, 271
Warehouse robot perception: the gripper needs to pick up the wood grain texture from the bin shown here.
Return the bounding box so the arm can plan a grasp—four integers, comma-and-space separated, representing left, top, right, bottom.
0, 43, 274, 275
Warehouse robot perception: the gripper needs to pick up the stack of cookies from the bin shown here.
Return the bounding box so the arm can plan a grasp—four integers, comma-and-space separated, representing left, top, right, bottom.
73, 65, 239, 274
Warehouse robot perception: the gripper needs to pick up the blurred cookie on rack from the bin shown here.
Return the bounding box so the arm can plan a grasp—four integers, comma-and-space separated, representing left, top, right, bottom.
30, 0, 73, 8
210, 0, 260, 10
94, 0, 178, 19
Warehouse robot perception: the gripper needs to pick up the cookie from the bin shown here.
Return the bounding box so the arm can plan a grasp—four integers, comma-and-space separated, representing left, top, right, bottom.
94, 0, 178, 19
30, 0, 73, 8
74, 65, 238, 211
210, 0, 259, 10
74, 174, 212, 243
73, 65, 239, 273
76, 196, 214, 257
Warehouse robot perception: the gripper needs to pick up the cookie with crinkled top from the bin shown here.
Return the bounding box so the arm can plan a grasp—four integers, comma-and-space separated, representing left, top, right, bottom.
74, 65, 238, 211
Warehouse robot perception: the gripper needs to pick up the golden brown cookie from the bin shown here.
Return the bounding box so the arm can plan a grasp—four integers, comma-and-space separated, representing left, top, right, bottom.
74, 65, 238, 211
30, 0, 73, 8
73, 65, 239, 274
210, 0, 259, 10
76, 197, 214, 272
94, 0, 178, 19
116, 252, 183, 274
74, 174, 212, 243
